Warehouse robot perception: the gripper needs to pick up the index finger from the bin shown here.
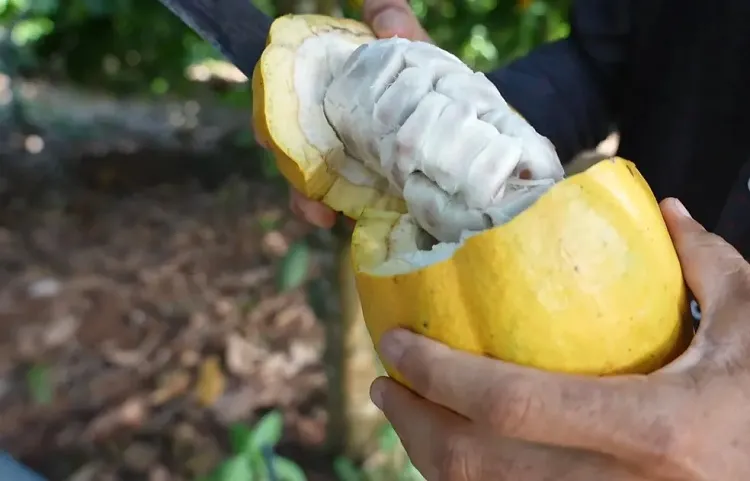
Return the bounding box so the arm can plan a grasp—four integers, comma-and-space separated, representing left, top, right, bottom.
379, 329, 685, 469
372, 376, 642, 481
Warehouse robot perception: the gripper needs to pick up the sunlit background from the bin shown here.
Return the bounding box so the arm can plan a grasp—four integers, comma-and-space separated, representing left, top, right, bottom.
0, 1, 571, 480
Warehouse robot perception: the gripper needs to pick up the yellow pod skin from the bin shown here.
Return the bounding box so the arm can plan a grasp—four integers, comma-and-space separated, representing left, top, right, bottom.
252, 14, 692, 384
352, 158, 691, 383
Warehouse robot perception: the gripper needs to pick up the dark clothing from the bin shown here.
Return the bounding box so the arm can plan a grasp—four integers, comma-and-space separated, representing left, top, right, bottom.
488, 0, 750, 259
241, 0, 750, 258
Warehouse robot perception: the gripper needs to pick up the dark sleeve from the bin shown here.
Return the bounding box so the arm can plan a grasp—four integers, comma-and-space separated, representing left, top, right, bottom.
485, 0, 631, 163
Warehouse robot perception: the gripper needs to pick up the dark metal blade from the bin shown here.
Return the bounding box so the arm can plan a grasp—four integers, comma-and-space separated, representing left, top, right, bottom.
156, 0, 272, 78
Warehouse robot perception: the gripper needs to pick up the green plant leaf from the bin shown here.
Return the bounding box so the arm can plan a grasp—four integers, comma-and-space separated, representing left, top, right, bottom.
333, 457, 362, 481
29, 0, 57, 14
257, 212, 281, 232
271, 456, 307, 481
216, 456, 254, 481
378, 424, 400, 452
9, 0, 29, 11
277, 242, 310, 292
11, 17, 54, 46
26, 363, 53, 405
261, 152, 280, 179
398, 461, 426, 481
248, 449, 266, 477
229, 423, 254, 455
248, 410, 285, 451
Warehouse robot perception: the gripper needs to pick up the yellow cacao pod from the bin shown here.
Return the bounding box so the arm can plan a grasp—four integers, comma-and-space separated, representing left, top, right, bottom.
252, 14, 692, 383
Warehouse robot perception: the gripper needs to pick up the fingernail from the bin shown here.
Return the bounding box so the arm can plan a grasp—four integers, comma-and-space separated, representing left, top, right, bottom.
672, 198, 692, 218
372, 10, 402, 37
379, 329, 409, 365
370, 378, 386, 409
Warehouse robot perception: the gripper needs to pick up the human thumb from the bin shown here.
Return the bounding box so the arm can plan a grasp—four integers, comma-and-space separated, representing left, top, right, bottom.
661, 197, 749, 316
362, 0, 432, 42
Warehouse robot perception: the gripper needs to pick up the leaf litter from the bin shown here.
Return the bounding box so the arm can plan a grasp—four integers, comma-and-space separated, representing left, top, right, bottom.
0, 177, 337, 481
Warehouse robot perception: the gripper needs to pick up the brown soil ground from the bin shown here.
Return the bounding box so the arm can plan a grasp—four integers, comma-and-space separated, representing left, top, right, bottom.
0, 175, 340, 481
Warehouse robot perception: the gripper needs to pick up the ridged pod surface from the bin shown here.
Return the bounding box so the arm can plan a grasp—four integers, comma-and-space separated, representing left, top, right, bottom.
252, 14, 691, 381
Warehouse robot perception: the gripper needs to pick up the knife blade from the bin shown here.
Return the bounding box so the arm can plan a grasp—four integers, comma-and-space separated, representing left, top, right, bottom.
157, 0, 357, 233
156, 0, 272, 78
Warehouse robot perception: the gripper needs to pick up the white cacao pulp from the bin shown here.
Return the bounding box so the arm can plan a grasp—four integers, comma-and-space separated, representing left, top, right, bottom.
294, 34, 565, 243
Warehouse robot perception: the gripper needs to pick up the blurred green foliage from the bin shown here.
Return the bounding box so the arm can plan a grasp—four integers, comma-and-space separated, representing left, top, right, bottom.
0, 0, 570, 102
0, 2, 571, 478
412, 0, 571, 71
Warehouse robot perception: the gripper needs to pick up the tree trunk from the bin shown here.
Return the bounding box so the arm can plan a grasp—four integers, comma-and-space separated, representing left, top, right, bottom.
320, 227, 386, 461
338, 240, 386, 459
